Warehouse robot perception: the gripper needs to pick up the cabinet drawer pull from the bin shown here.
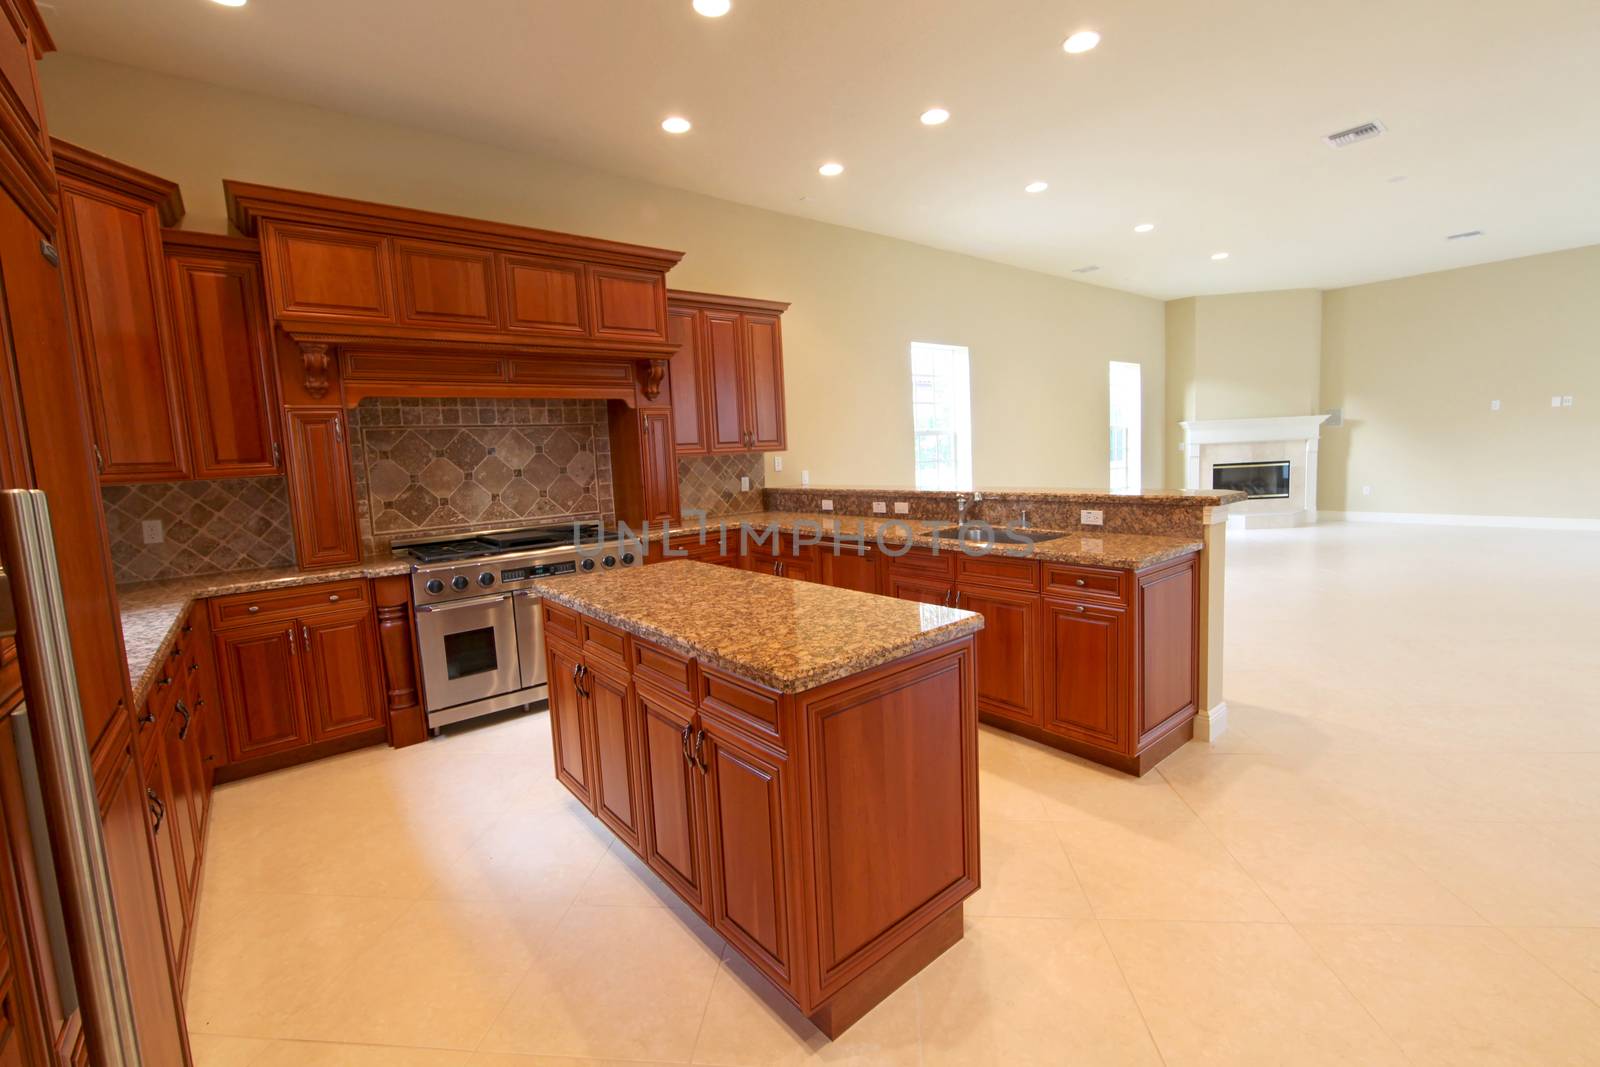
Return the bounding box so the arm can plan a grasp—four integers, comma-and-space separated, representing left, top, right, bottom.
1075, 578, 1086, 586
176, 700, 192, 741
188, 662, 200, 673
328, 594, 340, 602
1073, 605, 1086, 613
680, 723, 693, 765
693, 728, 708, 771
157, 675, 172, 688
146, 788, 165, 831
137, 705, 155, 726
247, 605, 260, 614
182, 624, 193, 634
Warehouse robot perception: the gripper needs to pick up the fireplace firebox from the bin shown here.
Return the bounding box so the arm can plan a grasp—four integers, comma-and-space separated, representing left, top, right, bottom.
1212, 460, 1291, 499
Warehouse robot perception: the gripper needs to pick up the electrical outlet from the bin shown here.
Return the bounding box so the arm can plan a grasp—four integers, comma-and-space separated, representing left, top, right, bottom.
872, 501, 887, 514
1563, 395, 1574, 407
739, 475, 751, 492
820, 499, 834, 511
773, 456, 783, 471
1553, 396, 1563, 407
141, 519, 164, 544
1362, 485, 1372, 496
800, 469, 810, 486
1490, 399, 1500, 411
893, 502, 910, 515
1080, 509, 1104, 526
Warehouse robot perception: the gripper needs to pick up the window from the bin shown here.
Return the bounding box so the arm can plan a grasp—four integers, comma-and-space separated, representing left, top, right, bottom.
1108, 360, 1142, 492
910, 342, 972, 491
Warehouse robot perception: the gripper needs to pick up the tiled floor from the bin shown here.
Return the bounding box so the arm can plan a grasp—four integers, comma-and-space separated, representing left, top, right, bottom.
185, 522, 1600, 1065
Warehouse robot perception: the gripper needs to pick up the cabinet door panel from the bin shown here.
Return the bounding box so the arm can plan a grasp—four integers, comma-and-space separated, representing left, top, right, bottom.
587, 660, 642, 850
282, 407, 361, 568
167, 249, 281, 477
703, 728, 791, 988
266, 222, 393, 322
58, 179, 189, 481
958, 586, 1041, 726
546, 641, 594, 808
639, 408, 679, 524
215, 624, 309, 760
636, 687, 707, 914
145, 745, 188, 969
161, 705, 200, 912
500, 254, 586, 335
743, 313, 786, 451
887, 573, 951, 608
825, 547, 879, 594
301, 608, 385, 740
665, 307, 708, 454
587, 265, 666, 341
703, 311, 747, 453
1045, 603, 1126, 748
394, 239, 497, 330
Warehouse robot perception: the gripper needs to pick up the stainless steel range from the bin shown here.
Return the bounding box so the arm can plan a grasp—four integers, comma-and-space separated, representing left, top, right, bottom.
395, 522, 643, 730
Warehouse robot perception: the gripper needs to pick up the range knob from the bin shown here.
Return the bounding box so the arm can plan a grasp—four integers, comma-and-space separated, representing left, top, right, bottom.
580, 558, 597, 572
424, 578, 445, 595
602, 555, 617, 568
621, 552, 636, 565
451, 575, 470, 591
478, 571, 495, 587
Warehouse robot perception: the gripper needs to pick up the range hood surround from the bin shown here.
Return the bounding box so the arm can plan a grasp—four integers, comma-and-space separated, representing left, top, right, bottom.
225, 181, 685, 406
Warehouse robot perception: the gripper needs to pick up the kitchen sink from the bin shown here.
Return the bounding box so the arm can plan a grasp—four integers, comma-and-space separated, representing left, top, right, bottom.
928, 526, 1067, 546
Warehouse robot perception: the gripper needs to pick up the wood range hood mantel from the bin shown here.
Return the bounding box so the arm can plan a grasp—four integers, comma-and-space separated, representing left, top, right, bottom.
223, 181, 686, 404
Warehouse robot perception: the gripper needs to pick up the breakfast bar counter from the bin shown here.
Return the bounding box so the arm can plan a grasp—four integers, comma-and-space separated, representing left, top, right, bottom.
530, 560, 983, 1037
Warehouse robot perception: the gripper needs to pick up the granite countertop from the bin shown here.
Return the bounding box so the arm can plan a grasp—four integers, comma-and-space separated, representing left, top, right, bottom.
532, 559, 983, 693
118, 558, 412, 704
644, 512, 1203, 570
773, 486, 1248, 506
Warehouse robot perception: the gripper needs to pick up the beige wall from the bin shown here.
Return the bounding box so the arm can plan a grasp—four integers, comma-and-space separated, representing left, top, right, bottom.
40, 54, 1166, 493
1320, 246, 1600, 519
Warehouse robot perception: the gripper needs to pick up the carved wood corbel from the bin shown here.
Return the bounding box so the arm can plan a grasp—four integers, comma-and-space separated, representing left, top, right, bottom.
298, 341, 333, 399
639, 358, 668, 401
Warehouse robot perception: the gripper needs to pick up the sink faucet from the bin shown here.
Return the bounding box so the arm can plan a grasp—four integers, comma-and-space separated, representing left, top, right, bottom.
955, 494, 968, 525
1020, 507, 1031, 529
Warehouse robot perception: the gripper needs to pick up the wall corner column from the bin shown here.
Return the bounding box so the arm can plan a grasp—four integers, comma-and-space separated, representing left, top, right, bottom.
373, 574, 427, 748
1194, 505, 1228, 741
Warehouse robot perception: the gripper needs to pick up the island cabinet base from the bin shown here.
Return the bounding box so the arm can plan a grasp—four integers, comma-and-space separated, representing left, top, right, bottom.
542, 600, 980, 1038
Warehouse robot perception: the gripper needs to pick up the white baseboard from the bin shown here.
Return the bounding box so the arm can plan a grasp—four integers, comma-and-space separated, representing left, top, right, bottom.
1195, 701, 1228, 742
1321, 511, 1600, 531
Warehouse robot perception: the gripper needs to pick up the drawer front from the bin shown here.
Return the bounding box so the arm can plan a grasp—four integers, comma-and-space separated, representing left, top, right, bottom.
581, 617, 628, 667
1041, 563, 1129, 605
699, 666, 783, 746
210, 579, 370, 628
884, 545, 956, 579
955, 553, 1039, 592
543, 602, 581, 646
633, 637, 694, 701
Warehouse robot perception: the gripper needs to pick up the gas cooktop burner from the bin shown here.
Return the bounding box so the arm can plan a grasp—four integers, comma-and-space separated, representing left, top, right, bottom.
397, 521, 609, 564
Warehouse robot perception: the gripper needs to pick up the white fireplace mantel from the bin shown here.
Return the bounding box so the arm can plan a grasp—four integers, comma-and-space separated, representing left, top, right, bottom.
1180, 414, 1332, 528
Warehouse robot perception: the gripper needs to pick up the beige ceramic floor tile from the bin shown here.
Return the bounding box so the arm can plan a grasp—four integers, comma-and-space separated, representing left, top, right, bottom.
421, 801, 611, 903
1503, 927, 1600, 1006
1210, 816, 1484, 924
1156, 751, 1349, 825
187, 1033, 271, 1067
1055, 816, 1283, 922
966, 817, 1092, 919
577, 839, 682, 907
1299, 923, 1600, 1066
469, 1055, 682, 1066
1102, 920, 1408, 1066
690, 947, 921, 1066
478, 903, 723, 1061
917, 916, 1161, 1066
248, 1041, 474, 1066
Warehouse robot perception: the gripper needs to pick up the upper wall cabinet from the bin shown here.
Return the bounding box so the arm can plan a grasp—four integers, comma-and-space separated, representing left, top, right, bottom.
666, 290, 790, 455
226, 182, 683, 357
164, 232, 283, 479
0, 0, 55, 233
53, 139, 191, 483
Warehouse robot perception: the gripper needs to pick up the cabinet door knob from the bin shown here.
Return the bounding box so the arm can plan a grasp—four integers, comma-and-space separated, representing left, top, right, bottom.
328, 594, 340, 602
247, 605, 260, 614
1075, 578, 1086, 587
1073, 605, 1086, 613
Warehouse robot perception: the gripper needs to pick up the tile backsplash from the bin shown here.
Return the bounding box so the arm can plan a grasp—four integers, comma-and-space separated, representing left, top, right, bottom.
349, 397, 615, 555
103, 478, 296, 584
677, 453, 765, 516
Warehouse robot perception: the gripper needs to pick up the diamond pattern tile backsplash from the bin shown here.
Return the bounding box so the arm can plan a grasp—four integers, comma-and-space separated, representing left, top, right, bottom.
677, 453, 765, 516
103, 478, 296, 584
349, 397, 615, 554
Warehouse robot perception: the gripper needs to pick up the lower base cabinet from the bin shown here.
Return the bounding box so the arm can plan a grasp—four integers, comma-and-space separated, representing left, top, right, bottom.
634, 684, 709, 914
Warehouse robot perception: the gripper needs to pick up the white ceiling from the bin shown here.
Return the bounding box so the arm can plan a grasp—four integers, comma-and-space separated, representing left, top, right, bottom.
39, 0, 1600, 299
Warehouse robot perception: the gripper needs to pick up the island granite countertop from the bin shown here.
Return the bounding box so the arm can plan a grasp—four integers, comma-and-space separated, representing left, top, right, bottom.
117, 558, 412, 705
531, 558, 983, 693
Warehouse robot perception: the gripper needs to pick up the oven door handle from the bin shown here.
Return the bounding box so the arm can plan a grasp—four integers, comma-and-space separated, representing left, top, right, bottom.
415, 592, 515, 613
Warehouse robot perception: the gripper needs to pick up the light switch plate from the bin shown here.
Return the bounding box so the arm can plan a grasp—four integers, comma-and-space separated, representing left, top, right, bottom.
739, 476, 751, 492
800, 469, 810, 486
872, 501, 888, 514
820, 499, 834, 511
773, 456, 783, 471
141, 519, 164, 544
1490, 399, 1501, 411
893, 502, 910, 515
1080, 509, 1104, 526
1553, 396, 1563, 407
1563, 395, 1574, 407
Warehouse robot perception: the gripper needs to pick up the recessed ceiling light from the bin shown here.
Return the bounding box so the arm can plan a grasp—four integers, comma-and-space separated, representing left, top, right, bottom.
818, 162, 844, 177
1445, 230, 1484, 240
1024, 181, 1049, 193
1133, 223, 1155, 233
661, 116, 692, 134
1387, 175, 1409, 183
1210, 251, 1230, 261
920, 108, 950, 126
1071, 265, 1101, 274
1062, 30, 1100, 54
209, 0, 247, 6
692, 0, 731, 16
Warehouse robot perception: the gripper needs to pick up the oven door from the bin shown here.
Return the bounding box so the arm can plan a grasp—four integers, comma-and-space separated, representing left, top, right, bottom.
513, 590, 547, 692
415, 592, 520, 712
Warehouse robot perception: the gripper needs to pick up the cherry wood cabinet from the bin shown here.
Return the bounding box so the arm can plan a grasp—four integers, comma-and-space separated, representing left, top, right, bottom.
0, 0, 55, 234
743, 540, 821, 583
957, 584, 1043, 728
542, 600, 978, 1037
608, 403, 680, 527
667, 291, 790, 455
282, 406, 361, 568
301, 607, 386, 740
823, 544, 881, 594
1044, 601, 1126, 746
500, 253, 587, 335
52, 140, 190, 483
214, 623, 306, 761
164, 233, 282, 479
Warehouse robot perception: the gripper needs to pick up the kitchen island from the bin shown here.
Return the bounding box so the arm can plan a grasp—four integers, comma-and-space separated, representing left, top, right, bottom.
531, 560, 983, 1037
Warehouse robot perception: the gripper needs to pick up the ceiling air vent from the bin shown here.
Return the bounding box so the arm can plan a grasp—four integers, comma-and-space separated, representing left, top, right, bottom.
1446, 230, 1484, 241
1072, 264, 1100, 274
1324, 120, 1385, 148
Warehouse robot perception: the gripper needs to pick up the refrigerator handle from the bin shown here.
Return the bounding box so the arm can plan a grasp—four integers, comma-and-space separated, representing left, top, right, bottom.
1, 489, 142, 1065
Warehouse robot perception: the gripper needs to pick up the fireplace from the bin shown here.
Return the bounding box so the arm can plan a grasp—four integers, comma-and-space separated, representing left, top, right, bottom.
1212, 460, 1290, 499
